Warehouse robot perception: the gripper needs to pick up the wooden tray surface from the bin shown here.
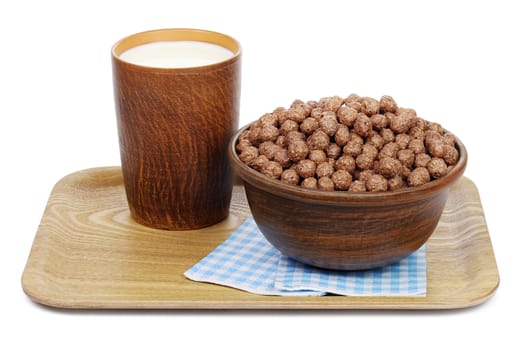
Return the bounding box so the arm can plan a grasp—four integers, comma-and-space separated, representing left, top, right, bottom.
21, 167, 499, 309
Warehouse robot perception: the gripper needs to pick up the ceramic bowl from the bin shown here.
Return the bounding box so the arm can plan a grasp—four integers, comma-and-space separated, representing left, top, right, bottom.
229, 122, 467, 270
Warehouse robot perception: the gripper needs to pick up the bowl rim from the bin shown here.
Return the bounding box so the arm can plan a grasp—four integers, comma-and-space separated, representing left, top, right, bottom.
229, 122, 468, 204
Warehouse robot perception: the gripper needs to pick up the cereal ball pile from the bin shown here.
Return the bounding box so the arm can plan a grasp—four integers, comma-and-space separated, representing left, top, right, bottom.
236, 94, 460, 192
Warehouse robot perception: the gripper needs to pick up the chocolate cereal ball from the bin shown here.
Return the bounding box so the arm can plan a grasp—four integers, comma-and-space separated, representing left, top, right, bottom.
388, 175, 405, 191
300, 117, 320, 135
443, 133, 456, 147
326, 143, 342, 159
390, 110, 415, 134
332, 170, 353, 190
238, 129, 251, 142
345, 93, 361, 104
355, 153, 375, 170
259, 123, 280, 142
442, 144, 459, 165
308, 149, 327, 164
366, 131, 385, 149
397, 149, 415, 168
280, 119, 299, 135
259, 112, 278, 127
287, 140, 309, 161
281, 169, 300, 185
284, 130, 305, 145
360, 97, 381, 116
236, 137, 252, 152
408, 139, 426, 154
287, 107, 306, 123
252, 155, 269, 171
424, 129, 442, 144
343, 140, 362, 157
361, 143, 379, 159
377, 157, 402, 179
427, 158, 448, 179
427, 140, 446, 158
273, 107, 288, 125
337, 106, 358, 126
370, 113, 389, 130
307, 130, 330, 150
316, 161, 335, 178
258, 141, 278, 160
301, 177, 318, 190
335, 125, 351, 146
356, 153, 375, 170
319, 96, 344, 112
318, 176, 335, 191
409, 126, 425, 140
247, 124, 262, 145
239, 146, 259, 165
380, 128, 395, 143
358, 169, 375, 183
428, 121, 444, 134
353, 113, 372, 137
310, 107, 324, 120
414, 153, 432, 168
348, 180, 367, 192
349, 132, 364, 145
407, 167, 431, 187
379, 95, 398, 113
335, 155, 356, 173
274, 148, 292, 168
378, 142, 399, 159
290, 98, 305, 108
395, 133, 412, 150
304, 101, 317, 115
296, 159, 317, 178
261, 161, 283, 179
366, 174, 388, 192
319, 113, 339, 136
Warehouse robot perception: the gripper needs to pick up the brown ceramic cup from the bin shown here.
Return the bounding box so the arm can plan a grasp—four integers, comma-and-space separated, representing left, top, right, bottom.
112, 28, 241, 230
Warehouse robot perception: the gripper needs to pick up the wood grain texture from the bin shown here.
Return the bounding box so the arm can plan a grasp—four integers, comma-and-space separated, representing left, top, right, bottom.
229, 123, 468, 270
21, 167, 499, 309
112, 28, 241, 230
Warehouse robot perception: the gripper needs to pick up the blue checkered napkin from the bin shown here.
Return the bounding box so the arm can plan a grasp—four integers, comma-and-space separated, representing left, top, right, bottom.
184, 216, 324, 296
274, 245, 426, 296
184, 216, 427, 296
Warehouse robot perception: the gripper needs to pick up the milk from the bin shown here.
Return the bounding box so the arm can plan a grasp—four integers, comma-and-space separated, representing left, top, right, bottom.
119, 41, 234, 68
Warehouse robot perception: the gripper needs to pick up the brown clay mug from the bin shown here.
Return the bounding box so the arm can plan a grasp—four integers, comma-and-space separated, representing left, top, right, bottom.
112, 28, 241, 230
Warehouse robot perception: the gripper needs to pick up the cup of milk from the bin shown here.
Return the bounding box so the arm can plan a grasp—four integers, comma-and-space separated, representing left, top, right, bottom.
112, 28, 241, 230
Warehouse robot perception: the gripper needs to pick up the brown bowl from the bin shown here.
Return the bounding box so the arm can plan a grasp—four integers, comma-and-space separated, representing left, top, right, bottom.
229, 122, 467, 270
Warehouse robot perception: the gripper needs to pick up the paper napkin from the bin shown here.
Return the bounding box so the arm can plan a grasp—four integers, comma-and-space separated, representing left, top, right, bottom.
184, 216, 426, 296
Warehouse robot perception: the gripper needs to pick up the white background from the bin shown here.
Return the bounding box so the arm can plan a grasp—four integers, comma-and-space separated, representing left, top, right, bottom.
1, 0, 523, 348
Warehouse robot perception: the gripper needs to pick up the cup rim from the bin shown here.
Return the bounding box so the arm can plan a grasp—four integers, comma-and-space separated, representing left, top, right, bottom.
111, 28, 241, 71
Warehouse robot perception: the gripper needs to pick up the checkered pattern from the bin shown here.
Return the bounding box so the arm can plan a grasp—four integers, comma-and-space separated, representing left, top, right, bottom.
275, 245, 426, 296
184, 216, 426, 297
184, 217, 323, 296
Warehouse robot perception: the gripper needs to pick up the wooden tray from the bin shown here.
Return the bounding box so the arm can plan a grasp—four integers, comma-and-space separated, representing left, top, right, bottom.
21, 167, 499, 309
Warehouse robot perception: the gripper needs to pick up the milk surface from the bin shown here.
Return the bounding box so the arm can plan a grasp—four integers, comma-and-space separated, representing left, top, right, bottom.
119, 41, 234, 68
